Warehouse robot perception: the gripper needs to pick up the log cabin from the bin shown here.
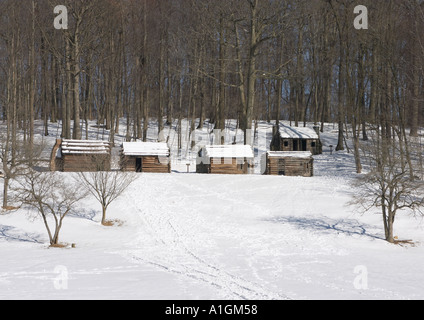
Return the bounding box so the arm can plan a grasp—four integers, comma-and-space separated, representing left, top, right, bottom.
196, 145, 254, 175
51, 139, 111, 172
262, 151, 314, 177
270, 124, 322, 155
120, 142, 171, 173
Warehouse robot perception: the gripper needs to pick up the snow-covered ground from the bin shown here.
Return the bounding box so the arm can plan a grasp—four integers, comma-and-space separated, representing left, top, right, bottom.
0, 119, 423, 300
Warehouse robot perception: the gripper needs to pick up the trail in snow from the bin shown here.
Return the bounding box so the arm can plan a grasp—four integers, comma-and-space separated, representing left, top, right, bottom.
119, 177, 291, 300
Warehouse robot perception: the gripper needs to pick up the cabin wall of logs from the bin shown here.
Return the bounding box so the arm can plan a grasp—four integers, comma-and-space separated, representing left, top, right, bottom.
58, 154, 111, 173
120, 155, 171, 173
273, 137, 321, 155
120, 142, 171, 173
196, 145, 255, 175
270, 125, 322, 155
197, 157, 254, 175
51, 139, 111, 172
262, 152, 314, 177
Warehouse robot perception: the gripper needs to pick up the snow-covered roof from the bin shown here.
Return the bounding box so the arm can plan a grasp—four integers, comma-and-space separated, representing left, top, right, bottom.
279, 125, 319, 139
122, 142, 170, 157
61, 140, 111, 155
202, 145, 254, 159
267, 151, 313, 159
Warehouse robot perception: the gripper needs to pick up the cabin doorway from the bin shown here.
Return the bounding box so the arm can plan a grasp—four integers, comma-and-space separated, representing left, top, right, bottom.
301, 139, 307, 151
278, 159, 286, 176
136, 158, 143, 173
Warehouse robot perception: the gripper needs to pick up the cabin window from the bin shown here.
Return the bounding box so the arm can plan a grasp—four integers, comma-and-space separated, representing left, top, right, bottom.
311, 142, 316, 147
284, 141, 289, 147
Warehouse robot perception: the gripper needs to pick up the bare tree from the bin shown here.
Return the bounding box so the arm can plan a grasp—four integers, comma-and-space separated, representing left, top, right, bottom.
0, 132, 46, 209
13, 170, 86, 246
350, 130, 424, 244
76, 170, 138, 226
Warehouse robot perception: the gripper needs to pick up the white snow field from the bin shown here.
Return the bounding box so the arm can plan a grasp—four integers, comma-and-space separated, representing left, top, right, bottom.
0, 120, 423, 300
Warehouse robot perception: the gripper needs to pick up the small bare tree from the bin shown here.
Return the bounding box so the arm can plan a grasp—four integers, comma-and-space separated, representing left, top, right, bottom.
76, 170, 138, 226
350, 129, 424, 243
13, 170, 86, 246
0, 132, 46, 209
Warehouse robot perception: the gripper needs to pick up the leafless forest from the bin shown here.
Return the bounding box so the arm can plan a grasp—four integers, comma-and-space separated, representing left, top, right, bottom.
1, 0, 424, 243
0, 0, 423, 149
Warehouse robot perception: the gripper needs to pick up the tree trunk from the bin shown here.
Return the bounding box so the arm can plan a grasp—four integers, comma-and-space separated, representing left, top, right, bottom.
101, 205, 107, 225
245, 22, 257, 145
410, 54, 419, 137
217, 15, 226, 144
29, 0, 36, 149
158, 32, 165, 141
386, 210, 395, 243
336, 49, 345, 151
142, 0, 149, 142
65, 36, 72, 140
73, 33, 82, 140
2, 177, 9, 209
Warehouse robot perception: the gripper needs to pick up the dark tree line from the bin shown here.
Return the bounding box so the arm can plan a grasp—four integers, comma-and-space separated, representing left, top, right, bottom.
0, 0, 423, 148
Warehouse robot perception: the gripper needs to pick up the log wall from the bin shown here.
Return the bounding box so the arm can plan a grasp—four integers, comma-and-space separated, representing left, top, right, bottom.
197, 158, 254, 175
121, 155, 171, 173
62, 154, 111, 172
278, 138, 322, 155
265, 155, 313, 177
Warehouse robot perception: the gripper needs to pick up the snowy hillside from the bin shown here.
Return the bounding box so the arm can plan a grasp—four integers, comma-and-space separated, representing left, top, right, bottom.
0, 119, 423, 300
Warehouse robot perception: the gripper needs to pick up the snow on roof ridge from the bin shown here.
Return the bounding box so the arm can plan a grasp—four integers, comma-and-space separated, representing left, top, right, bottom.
202, 144, 254, 159
267, 151, 313, 158
122, 142, 170, 156
61, 139, 111, 154
62, 139, 110, 144
278, 124, 319, 139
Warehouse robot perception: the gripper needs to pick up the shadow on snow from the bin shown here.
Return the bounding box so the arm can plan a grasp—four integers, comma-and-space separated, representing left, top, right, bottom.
263, 215, 383, 241
0, 225, 44, 244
